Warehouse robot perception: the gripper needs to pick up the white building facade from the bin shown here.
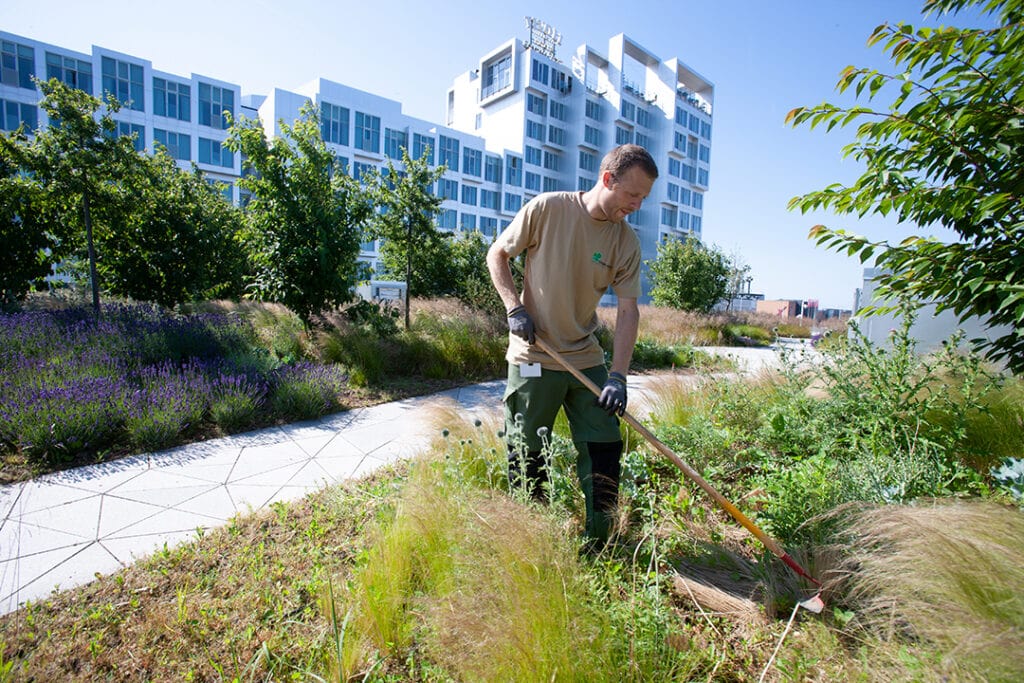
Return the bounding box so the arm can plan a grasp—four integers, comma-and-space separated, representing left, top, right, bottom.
2, 31, 242, 204
2, 28, 713, 300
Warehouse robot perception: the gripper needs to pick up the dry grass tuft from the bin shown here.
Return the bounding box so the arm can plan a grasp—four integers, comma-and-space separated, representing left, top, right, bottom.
837, 500, 1024, 682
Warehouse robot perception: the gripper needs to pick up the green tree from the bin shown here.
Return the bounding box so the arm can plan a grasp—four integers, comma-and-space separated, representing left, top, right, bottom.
646, 236, 731, 313
0, 127, 56, 309
786, 0, 1024, 372
98, 151, 246, 307
367, 148, 446, 329
226, 103, 372, 326
448, 229, 509, 314
22, 79, 140, 313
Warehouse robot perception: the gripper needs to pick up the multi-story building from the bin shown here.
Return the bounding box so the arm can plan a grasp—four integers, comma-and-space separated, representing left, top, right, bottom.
447, 31, 714, 297
2, 26, 713, 301
2, 31, 242, 204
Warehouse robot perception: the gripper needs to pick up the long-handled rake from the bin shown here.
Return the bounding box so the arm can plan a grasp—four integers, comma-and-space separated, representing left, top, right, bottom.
534, 337, 824, 613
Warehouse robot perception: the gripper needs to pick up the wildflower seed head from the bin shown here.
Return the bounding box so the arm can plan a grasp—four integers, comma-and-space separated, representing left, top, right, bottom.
441, 428, 450, 438
536, 426, 549, 438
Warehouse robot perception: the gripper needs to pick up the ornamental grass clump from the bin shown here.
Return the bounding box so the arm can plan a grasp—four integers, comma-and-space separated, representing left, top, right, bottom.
837, 501, 1024, 683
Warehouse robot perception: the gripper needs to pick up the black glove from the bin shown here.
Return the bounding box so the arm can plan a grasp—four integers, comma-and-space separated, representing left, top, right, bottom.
597, 371, 627, 416
506, 305, 535, 344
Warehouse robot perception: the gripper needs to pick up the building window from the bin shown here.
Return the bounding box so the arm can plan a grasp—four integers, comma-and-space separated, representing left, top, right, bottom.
439, 135, 459, 171
107, 121, 144, 152
505, 155, 522, 186
542, 151, 560, 172
680, 187, 691, 205
531, 58, 549, 86
692, 192, 703, 209
525, 146, 542, 166
1, 99, 37, 132
636, 108, 651, 128
484, 154, 502, 183
199, 137, 234, 168
463, 147, 482, 177
525, 171, 541, 191
674, 131, 686, 152
689, 113, 701, 134
352, 161, 375, 181
697, 168, 709, 186
661, 206, 677, 226
679, 211, 690, 231
699, 144, 711, 163
153, 129, 191, 161
480, 216, 498, 236
384, 128, 407, 159
551, 69, 570, 94
153, 78, 190, 121
668, 158, 681, 177
615, 125, 632, 145
355, 111, 381, 153
2, 41, 35, 90
667, 183, 679, 202
102, 56, 144, 111
321, 102, 349, 145
45, 52, 91, 94
461, 185, 477, 206
549, 100, 567, 121
635, 133, 650, 149
481, 51, 512, 99
413, 133, 434, 164
198, 83, 233, 129
585, 99, 602, 121
480, 189, 499, 209
542, 176, 559, 192
578, 176, 594, 191
700, 121, 712, 139
578, 150, 597, 173
440, 178, 458, 200
688, 137, 699, 160
583, 125, 601, 148
527, 93, 546, 116
675, 106, 686, 126
547, 125, 566, 146
438, 208, 457, 229
526, 119, 545, 142
620, 100, 635, 122
692, 215, 702, 233
460, 212, 477, 230
504, 192, 522, 213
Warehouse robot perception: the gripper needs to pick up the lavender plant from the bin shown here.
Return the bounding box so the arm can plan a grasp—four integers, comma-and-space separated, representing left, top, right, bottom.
269, 362, 348, 421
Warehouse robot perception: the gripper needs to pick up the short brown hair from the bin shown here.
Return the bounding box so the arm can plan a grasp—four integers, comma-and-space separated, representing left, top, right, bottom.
600, 144, 659, 180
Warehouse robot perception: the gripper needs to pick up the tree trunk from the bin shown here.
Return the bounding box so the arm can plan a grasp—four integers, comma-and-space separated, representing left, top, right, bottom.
82, 190, 100, 315
404, 214, 411, 331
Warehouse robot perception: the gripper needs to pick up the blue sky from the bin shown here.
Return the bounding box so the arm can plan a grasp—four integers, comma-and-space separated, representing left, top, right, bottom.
2, 0, 989, 308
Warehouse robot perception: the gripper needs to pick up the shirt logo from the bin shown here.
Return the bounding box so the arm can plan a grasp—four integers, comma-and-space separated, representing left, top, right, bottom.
592, 251, 611, 267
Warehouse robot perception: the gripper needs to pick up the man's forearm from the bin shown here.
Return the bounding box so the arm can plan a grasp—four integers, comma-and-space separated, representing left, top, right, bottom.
610, 298, 639, 376
486, 245, 521, 312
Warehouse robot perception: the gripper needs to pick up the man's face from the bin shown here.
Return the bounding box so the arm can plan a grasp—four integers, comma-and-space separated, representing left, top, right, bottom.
602, 166, 655, 221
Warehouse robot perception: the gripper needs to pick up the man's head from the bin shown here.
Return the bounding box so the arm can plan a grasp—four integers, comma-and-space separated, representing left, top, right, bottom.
594, 144, 659, 222
599, 144, 659, 182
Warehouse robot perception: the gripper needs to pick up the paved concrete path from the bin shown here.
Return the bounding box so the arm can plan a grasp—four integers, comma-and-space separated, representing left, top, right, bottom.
0, 345, 796, 615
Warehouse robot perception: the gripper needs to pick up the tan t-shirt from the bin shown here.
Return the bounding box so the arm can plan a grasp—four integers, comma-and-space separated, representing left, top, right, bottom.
495, 191, 642, 370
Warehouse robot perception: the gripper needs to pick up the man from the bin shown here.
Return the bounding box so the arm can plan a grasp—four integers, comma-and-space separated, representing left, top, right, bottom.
486, 144, 658, 541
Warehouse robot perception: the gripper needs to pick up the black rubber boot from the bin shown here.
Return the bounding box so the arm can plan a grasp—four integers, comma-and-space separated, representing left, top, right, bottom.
508, 448, 548, 503
583, 441, 623, 541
